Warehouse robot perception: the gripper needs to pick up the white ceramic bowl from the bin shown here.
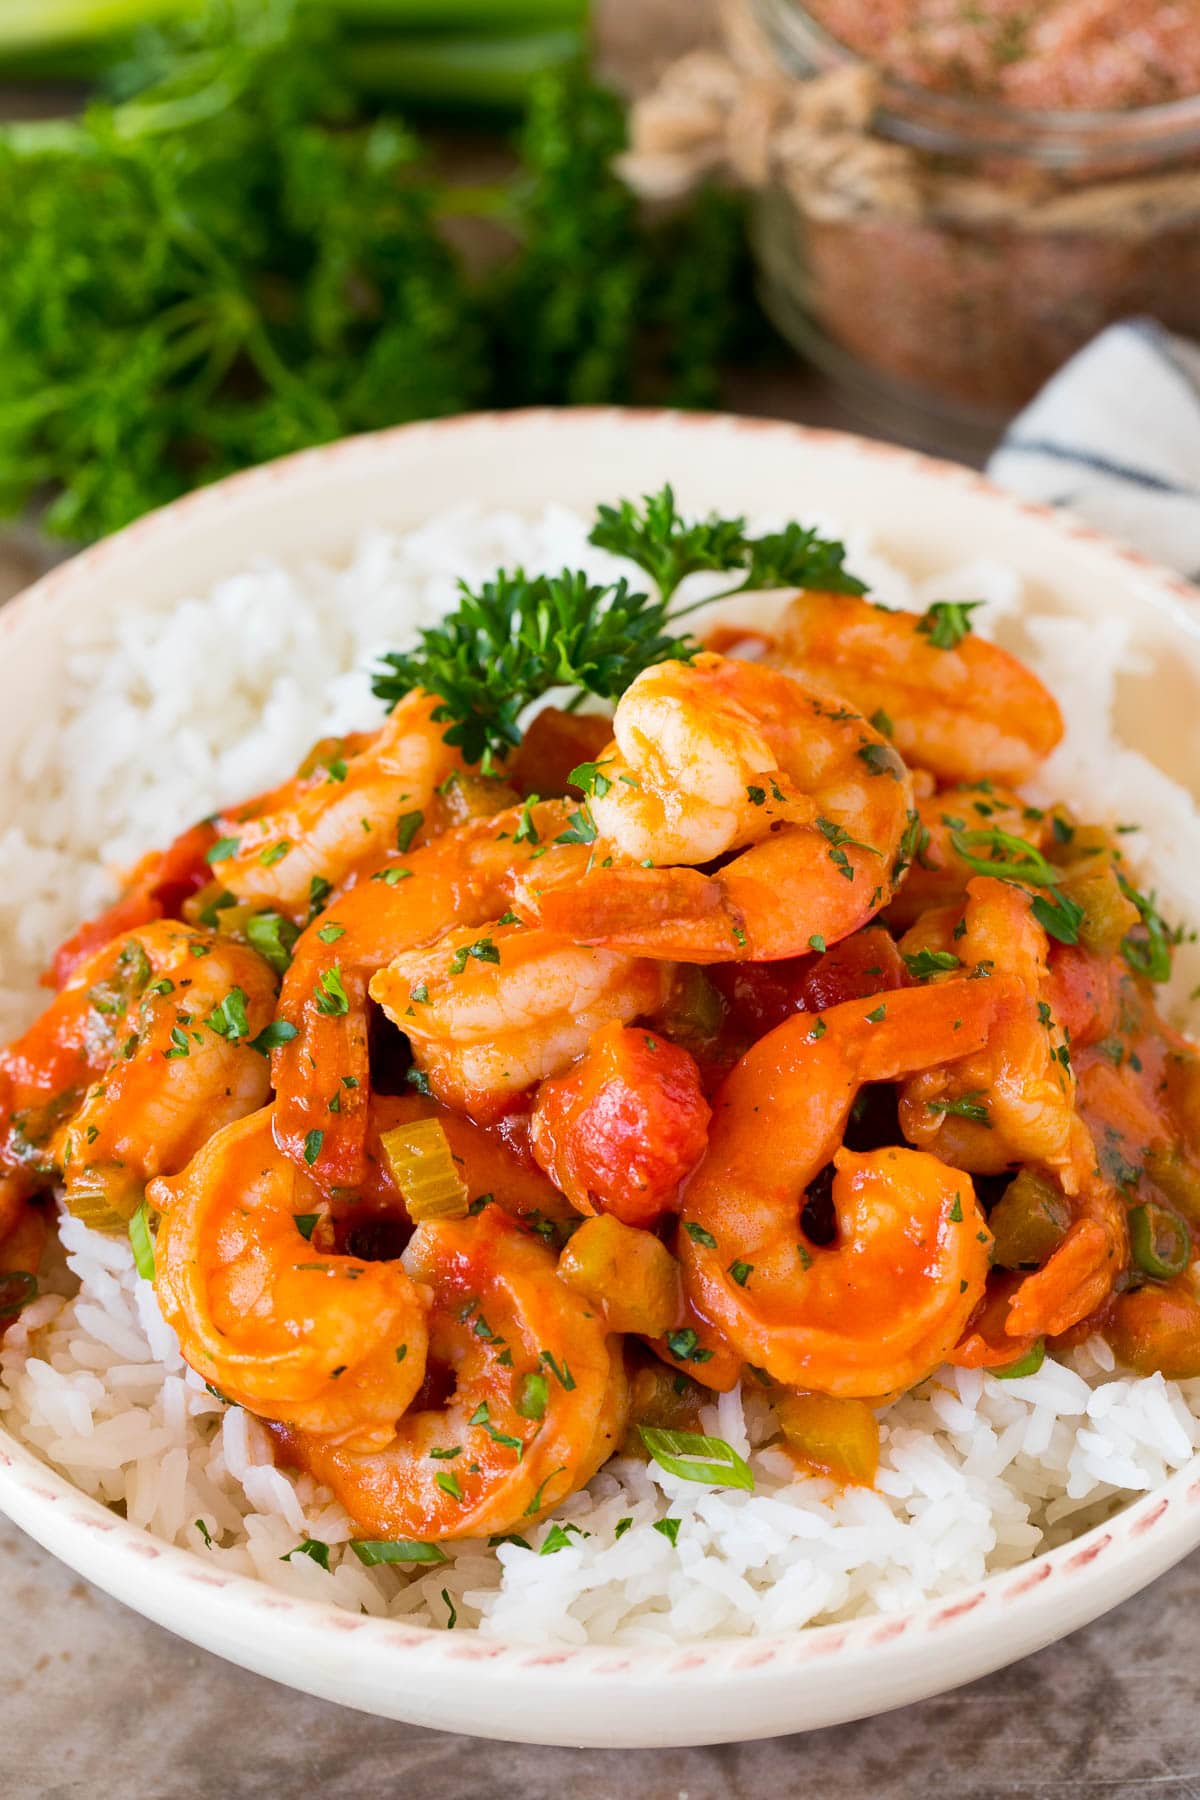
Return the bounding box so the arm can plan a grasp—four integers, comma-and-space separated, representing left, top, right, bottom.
1, 409, 1199, 1748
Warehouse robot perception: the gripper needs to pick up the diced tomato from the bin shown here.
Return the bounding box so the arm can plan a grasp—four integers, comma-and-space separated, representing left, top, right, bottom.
1045, 942, 1119, 1051
507, 707, 614, 800
44, 820, 216, 989
530, 1023, 711, 1227
708, 926, 908, 1040
800, 927, 909, 1012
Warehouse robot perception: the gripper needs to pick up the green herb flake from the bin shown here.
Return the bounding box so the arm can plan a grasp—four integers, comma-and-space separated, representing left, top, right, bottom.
396, 811, 424, 854
916, 599, 984, 650
128, 1202, 156, 1282
350, 1540, 446, 1567
249, 1018, 298, 1056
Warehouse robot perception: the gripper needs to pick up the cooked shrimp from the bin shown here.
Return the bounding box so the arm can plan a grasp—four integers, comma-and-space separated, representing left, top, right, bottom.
678, 981, 1006, 1394
770, 591, 1063, 784
206, 691, 467, 917
152, 1107, 427, 1447
270, 799, 596, 1187
1002, 1158, 1125, 1340
898, 877, 1076, 1178
531, 653, 916, 961
1, 923, 276, 1228
276, 1206, 628, 1540
370, 925, 671, 1124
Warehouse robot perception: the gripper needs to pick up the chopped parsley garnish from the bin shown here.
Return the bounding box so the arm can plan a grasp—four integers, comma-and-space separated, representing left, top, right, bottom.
513, 796, 541, 845
664, 1327, 713, 1365
396, 811, 424, 854
926, 1091, 992, 1125
684, 1222, 718, 1249
245, 911, 299, 974
568, 759, 613, 799
281, 1537, 330, 1571
206, 987, 250, 1042
316, 922, 346, 945
539, 1349, 576, 1390
293, 1213, 320, 1241
857, 741, 903, 780
249, 1018, 298, 1056
258, 839, 291, 867
448, 936, 501, 975
903, 949, 962, 979
816, 815, 878, 882
916, 599, 984, 650
653, 1517, 681, 1546
205, 836, 240, 864
303, 1129, 324, 1166
728, 1260, 753, 1287
314, 965, 350, 1016
554, 803, 598, 846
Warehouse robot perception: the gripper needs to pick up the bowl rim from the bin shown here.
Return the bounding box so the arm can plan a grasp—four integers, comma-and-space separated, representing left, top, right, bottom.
2, 404, 1199, 1713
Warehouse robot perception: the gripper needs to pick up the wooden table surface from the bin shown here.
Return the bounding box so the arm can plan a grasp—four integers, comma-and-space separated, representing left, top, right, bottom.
5, 6, 1200, 1796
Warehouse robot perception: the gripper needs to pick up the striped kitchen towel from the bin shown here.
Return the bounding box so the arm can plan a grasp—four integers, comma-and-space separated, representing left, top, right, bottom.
988, 319, 1200, 583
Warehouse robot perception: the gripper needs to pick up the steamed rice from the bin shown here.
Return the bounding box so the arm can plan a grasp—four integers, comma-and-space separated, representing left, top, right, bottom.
2, 502, 1198, 1645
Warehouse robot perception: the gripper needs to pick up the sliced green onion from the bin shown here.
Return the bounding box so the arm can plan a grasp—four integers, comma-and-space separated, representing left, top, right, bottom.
515, 1371, 548, 1420
128, 1202, 156, 1282
948, 828, 1059, 888
280, 1537, 331, 1570
639, 1426, 754, 1492
1129, 1203, 1191, 1280
992, 1340, 1046, 1380
0, 1270, 38, 1320
350, 1538, 446, 1566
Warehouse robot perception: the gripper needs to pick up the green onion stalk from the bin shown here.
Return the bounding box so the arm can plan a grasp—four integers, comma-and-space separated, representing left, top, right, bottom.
0, 0, 588, 109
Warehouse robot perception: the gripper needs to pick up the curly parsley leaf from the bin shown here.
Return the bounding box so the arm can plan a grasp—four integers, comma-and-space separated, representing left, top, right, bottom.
589, 484, 867, 604
372, 569, 700, 765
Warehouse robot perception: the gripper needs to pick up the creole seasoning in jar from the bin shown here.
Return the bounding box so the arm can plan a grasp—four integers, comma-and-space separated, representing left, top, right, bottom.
628, 0, 1200, 452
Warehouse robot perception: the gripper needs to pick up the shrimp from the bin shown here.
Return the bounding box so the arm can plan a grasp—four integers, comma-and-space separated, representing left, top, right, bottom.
270, 798, 603, 1187
530, 653, 916, 962
769, 590, 1063, 785
0, 922, 277, 1229
274, 1206, 629, 1541
151, 1107, 427, 1447
369, 925, 671, 1125
678, 980, 1007, 1395
205, 691, 468, 917
898, 877, 1076, 1178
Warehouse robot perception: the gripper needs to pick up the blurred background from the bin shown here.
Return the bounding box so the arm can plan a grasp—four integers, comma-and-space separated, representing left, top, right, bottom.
3, 0, 1197, 592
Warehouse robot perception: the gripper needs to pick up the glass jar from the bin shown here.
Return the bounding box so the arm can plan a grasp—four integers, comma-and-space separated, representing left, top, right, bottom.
745, 0, 1200, 456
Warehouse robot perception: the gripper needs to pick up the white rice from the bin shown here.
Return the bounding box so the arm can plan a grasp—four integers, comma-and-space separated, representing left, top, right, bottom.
2, 502, 1199, 1644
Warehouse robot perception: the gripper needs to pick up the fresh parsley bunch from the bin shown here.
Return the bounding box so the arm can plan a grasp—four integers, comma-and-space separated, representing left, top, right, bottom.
0, 3, 764, 543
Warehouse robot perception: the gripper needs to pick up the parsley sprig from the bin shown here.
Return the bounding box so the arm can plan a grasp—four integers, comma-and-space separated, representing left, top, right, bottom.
373, 570, 696, 766
589, 484, 867, 604
373, 487, 869, 764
